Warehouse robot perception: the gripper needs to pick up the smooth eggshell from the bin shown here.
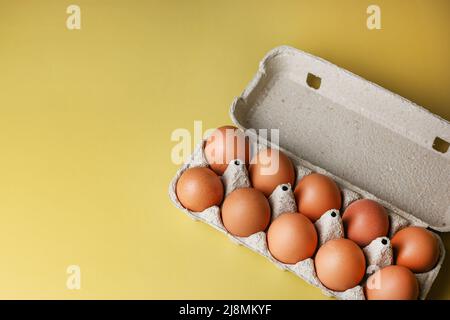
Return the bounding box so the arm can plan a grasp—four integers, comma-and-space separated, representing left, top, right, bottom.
314, 238, 366, 292
294, 173, 342, 222
221, 188, 271, 237
249, 148, 295, 197
204, 126, 250, 175
365, 265, 419, 300
391, 226, 440, 273
342, 199, 389, 247
176, 167, 224, 212
267, 212, 318, 264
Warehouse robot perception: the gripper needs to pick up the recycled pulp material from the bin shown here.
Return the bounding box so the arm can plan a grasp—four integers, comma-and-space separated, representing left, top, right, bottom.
169, 46, 449, 299
169, 140, 444, 300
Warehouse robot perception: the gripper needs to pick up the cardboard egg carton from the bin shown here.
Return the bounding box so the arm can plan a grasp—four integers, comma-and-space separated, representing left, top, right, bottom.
169, 46, 449, 299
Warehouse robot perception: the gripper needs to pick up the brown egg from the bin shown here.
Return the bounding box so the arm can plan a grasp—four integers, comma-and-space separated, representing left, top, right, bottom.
221, 188, 271, 237
315, 238, 366, 292
267, 212, 318, 264
176, 167, 224, 212
204, 125, 250, 175
249, 148, 295, 197
365, 265, 419, 300
294, 173, 342, 222
391, 226, 440, 273
342, 199, 389, 247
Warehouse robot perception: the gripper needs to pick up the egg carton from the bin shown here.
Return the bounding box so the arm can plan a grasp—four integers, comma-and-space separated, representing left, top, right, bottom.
169, 46, 449, 299
169, 140, 445, 299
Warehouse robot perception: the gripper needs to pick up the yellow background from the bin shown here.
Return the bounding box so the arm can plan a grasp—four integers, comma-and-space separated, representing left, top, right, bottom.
0, 0, 449, 299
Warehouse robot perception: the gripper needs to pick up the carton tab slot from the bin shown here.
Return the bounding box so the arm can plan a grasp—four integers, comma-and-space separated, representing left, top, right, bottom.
306, 73, 321, 90
432, 136, 449, 153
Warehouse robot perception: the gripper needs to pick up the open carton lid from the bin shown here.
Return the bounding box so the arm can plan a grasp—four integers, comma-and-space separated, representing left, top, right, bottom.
230, 46, 450, 232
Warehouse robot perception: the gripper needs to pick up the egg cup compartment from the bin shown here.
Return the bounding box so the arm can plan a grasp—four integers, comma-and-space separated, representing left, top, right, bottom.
268, 183, 297, 221
169, 132, 446, 300
222, 158, 251, 196
169, 46, 448, 299
363, 237, 393, 273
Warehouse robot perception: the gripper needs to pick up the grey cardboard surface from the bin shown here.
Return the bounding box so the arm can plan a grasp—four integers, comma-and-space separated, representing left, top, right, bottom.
230, 46, 450, 232
169, 139, 445, 299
